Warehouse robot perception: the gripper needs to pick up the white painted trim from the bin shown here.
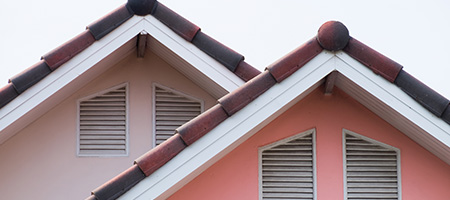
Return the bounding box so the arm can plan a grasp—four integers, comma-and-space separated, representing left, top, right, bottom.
151, 83, 205, 147
119, 51, 335, 199
76, 83, 129, 157
342, 129, 402, 200
258, 128, 316, 200
335, 52, 450, 148
142, 15, 245, 92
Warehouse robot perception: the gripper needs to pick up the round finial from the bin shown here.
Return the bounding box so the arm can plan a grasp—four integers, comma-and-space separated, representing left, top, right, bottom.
127, 0, 157, 16
317, 21, 350, 51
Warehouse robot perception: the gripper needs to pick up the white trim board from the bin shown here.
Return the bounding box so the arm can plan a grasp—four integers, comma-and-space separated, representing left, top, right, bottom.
120, 51, 450, 199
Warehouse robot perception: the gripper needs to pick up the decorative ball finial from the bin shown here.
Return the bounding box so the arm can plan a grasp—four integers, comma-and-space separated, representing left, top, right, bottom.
127, 0, 157, 16
317, 21, 350, 51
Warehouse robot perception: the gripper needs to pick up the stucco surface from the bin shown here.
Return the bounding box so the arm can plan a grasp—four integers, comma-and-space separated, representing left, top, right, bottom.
0, 50, 216, 200
169, 87, 450, 200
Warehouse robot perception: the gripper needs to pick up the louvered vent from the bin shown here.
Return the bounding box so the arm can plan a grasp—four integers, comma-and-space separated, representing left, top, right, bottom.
261, 132, 315, 200
78, 85, 127, 156
154, 85, 202, 145
344, 132, 400, 200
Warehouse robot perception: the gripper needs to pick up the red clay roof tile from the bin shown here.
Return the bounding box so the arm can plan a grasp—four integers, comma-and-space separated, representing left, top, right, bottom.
87, 4, 134, 40
317, 21, 350, 51
192, 31, 244, 72
126, 0, 157, 16
91, 165, 145, 200
9, 60, 51, 94
135, 134, 187, 176
176, 104, 229, 146
267, 38, 323, 82
343, 37, 403, 83
0, 83, 19, 108
394, 70, 450, 117
42, 30, 95, 71
219, 70, 276, 116
234, 60, 260, 82
153, 2, 201, 42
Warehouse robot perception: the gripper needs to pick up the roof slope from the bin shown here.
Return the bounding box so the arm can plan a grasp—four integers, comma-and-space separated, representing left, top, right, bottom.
0, 0, 260, 110
84, 20, 450, 199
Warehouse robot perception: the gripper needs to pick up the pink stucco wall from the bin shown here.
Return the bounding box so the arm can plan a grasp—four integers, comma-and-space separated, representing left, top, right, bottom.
169, 87, 450, 200
0, 50, 217, 200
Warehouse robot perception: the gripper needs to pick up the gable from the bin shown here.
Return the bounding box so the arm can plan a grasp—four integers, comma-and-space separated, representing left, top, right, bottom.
168, 87, 450, 200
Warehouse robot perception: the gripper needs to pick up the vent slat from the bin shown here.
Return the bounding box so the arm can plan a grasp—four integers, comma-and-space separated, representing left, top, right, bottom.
79, 86, 127, 156
345, 132, 399, 199
261, 133, 314, 200
155, 86, 202, 146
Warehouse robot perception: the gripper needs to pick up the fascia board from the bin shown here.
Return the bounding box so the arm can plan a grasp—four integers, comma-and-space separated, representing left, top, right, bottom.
119, 51, 335, 200
143, 15, 245, 92
335, 52, 450, 149
0, 16, 146, 144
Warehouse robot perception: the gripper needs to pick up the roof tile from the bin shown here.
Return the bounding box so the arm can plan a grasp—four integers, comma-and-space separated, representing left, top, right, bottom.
219, 70, 276, 116
9, 60, 51, 94
317, 21, 350, 51
176, 104, 229, 146
42, 30, 95, 71
441, 105, 450, 124
267, 38, 323, 82
135, 134, 187, 176
87, 4, 134, 40
0, 83, 19, 108
343, 37, 403, 82
153, 2, 200, 42
90, 165, 145, 200
126, 0, 157, 16
192, 31, 244, 72
234, 60, 260, 82
394, 70, 450, 117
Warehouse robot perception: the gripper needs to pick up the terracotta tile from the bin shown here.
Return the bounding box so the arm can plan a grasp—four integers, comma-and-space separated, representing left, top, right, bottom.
219, 70, 276, 116
126, 0, 156, 16
87, 4, 133, 40
135, 134, 187, 176
317, 21, 350, 51
42, 30, 95, 71
192, 31, 244, 72
395, 70, 450, 117
344, 37, 403, 83
176, 105, 229, 146
267, 38, 322, 82
9, 60, 51, 94
153, 3, 200, 42
234, 61, 260, 82
441, 105, 450, 124
91, 165, 145, 200
0, 83, 19, 108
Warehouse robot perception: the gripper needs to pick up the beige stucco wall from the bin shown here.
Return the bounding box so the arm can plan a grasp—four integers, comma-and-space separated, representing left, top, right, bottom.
0, 50, 217, 199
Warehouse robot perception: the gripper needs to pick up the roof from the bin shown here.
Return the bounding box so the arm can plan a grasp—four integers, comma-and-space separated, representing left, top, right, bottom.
84, 18, 450, 200
0, 0, 260, 110
0, 0, 262, 144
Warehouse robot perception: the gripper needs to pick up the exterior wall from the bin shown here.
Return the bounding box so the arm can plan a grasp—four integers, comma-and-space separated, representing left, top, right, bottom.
169, 87, 450, 200
0, 50, 216, 200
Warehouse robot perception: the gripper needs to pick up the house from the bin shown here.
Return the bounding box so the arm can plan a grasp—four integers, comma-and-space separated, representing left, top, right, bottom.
1, 0, 449, 200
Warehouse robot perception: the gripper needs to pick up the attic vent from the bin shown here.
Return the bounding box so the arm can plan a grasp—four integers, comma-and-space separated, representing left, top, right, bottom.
344, 130, 401, 200
154, 84, 203, 146
259, 129, 316, 200
78, 84, 128, 156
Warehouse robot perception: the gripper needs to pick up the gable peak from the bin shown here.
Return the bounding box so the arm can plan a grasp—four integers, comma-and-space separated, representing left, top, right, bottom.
317, 21, 350, 51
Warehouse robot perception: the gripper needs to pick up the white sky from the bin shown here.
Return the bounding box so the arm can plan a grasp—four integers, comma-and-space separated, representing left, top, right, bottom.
1, 0, 450, 98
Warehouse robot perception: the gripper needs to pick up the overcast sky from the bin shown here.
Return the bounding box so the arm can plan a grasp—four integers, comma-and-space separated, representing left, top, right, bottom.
1, 0, 450, 98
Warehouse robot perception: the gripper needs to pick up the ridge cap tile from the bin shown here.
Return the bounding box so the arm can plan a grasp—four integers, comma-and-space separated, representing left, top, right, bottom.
0, 83, 19, 108
153, 2, 200, 42
9, 60, 51, 94
135, 133, 187, 176
126, 0, 157, 16
267, 37, 323, 82
218, 70, 276, 116
87, 4, 133, 40
234, 60, 261, 82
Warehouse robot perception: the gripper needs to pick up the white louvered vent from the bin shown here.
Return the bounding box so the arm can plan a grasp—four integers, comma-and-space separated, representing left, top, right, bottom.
344, 131, 400, 200
154, 85, 202, 146
78, 84, 127, 156
260, 130, 316, 200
